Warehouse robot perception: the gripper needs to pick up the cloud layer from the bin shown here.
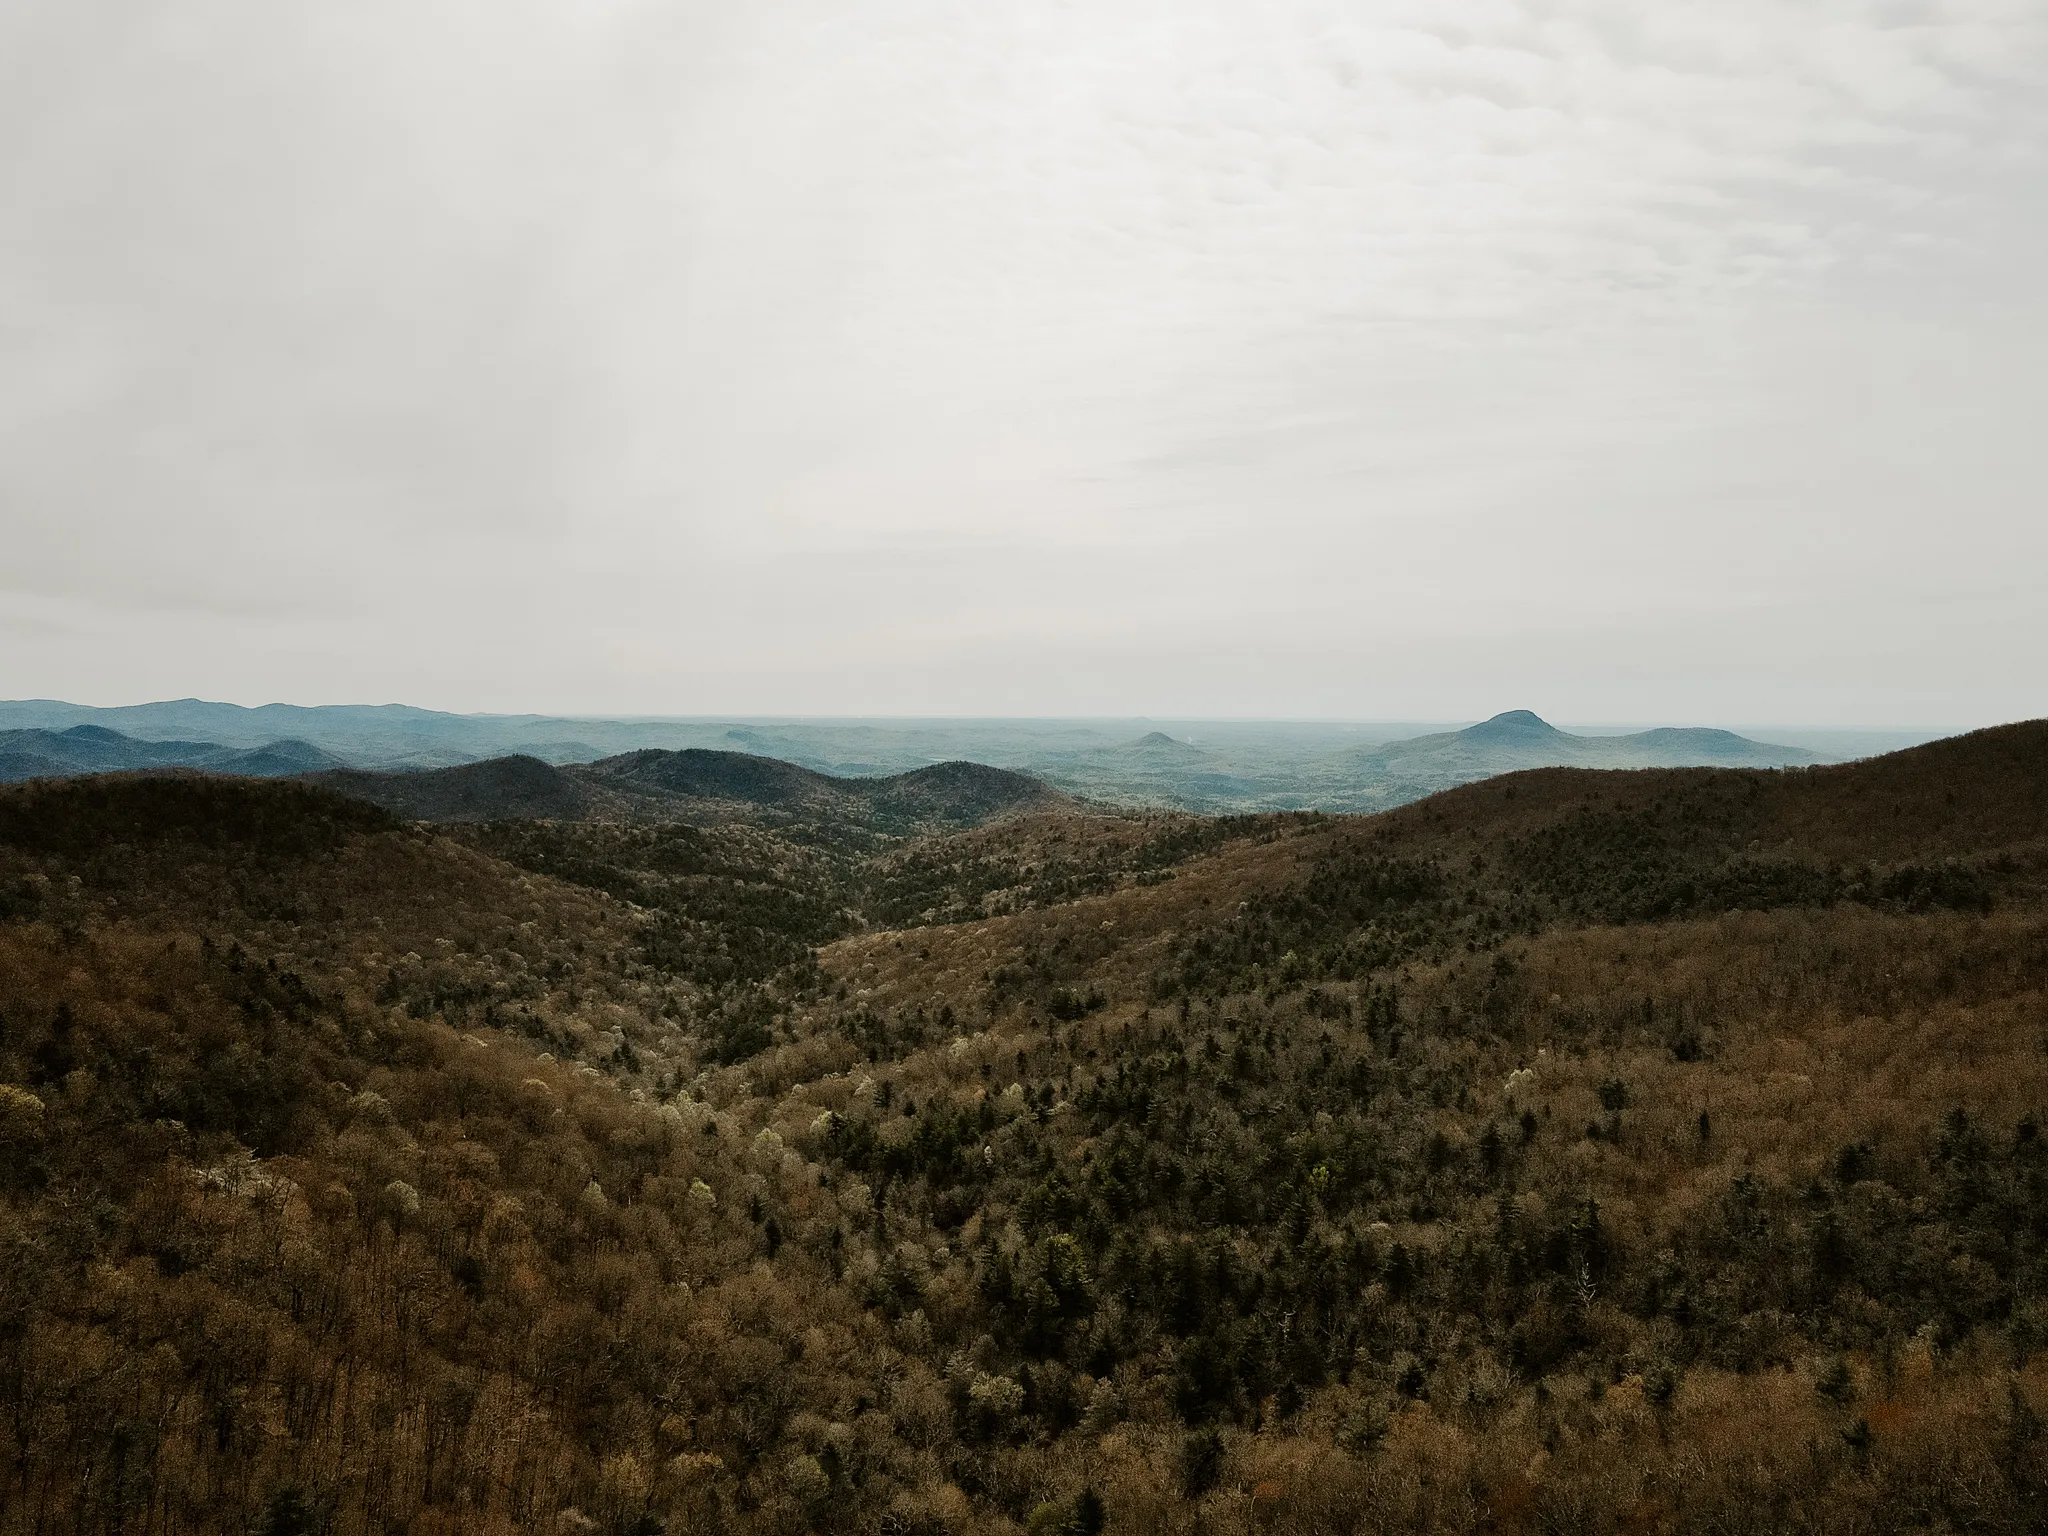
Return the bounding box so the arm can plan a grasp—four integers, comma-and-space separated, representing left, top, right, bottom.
2, 0, 2043, 722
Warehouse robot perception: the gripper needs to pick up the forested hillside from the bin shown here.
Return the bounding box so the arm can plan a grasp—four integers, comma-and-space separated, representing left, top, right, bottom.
3, 726, 2046, 1534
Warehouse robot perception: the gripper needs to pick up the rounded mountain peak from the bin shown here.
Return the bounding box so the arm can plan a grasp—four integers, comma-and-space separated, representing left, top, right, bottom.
1465, 710, 1560, 740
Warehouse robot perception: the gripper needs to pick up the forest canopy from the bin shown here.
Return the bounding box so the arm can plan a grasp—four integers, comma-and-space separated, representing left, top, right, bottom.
3, 724, 2046, 1535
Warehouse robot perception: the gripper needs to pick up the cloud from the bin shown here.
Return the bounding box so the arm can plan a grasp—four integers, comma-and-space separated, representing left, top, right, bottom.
0, 0, 2042, 720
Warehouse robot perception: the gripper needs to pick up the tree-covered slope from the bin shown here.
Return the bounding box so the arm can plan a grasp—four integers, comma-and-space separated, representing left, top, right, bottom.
5, 726, 2048, 1535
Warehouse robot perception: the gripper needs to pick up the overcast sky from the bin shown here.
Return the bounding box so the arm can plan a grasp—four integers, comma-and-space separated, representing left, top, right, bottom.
2, 0, 2043, 725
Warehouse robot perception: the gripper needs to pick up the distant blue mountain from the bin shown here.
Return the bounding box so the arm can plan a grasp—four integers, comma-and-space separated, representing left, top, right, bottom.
0, 699, 1891, 813
0, 724, 345, 783
1352, 711, 1820, 781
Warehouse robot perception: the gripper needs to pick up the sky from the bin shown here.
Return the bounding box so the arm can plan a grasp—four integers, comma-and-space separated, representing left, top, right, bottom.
2, 0, 2044, 726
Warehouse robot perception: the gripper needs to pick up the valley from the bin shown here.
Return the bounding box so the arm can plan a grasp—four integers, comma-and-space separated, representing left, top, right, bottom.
1, 725, 2045, 1534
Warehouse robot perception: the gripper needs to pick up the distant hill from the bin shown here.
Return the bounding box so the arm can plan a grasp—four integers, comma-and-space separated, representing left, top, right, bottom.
1348, 708, 1819, 792
587, 747, 846, 810
7, 698, 1956, 813
0, 698, 457, 751
1007, 715, 1833, 814
311, 755, 601, 822
1129, 730, 1203, 757
593, 749, 1062, 830
210, 739, 349, 776
864, 758, 1063, 828
0, 698, 655, 769
0, 724, 347, 783
312, 746, 1062, 831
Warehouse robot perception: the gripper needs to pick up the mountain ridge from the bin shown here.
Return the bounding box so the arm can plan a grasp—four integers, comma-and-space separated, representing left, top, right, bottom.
0, 698, 1954, 813
307, 746, 1063, 831
0, 723, 347, 782
1352, 708, 1819, 779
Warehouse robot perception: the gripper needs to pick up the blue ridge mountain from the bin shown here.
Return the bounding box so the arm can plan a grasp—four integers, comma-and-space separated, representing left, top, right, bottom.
0, 725, 347, 783
1348, 709, 1819, 788
0, 700, 1917, 812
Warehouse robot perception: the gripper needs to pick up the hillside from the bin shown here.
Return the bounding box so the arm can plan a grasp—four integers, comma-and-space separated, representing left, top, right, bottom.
0, 775, 917, 1535
4, 725, 2047, 1535
312, 754, 604, 822
580, 748, 1061, 833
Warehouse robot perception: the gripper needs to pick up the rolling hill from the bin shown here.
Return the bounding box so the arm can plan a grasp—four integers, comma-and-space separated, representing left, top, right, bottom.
8, 698, 1936, 812
312, 753, 602, 822
4, 722, 2046, 1535
1000, 714, 1833, 814
312, 746, 1063, 832
0, 723, 346, 782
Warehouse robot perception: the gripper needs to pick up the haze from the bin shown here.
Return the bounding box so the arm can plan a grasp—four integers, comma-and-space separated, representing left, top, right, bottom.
2, 0, 2043, 726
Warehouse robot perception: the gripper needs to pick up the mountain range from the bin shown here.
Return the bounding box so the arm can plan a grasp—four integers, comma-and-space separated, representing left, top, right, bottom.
1008, 710, 1823, 811
1327, 708, 1821, 804
311, 749, 1061, 832
0, 700, 1908, 812
1354, 709, 1821, 772
0, 724, 344, 783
